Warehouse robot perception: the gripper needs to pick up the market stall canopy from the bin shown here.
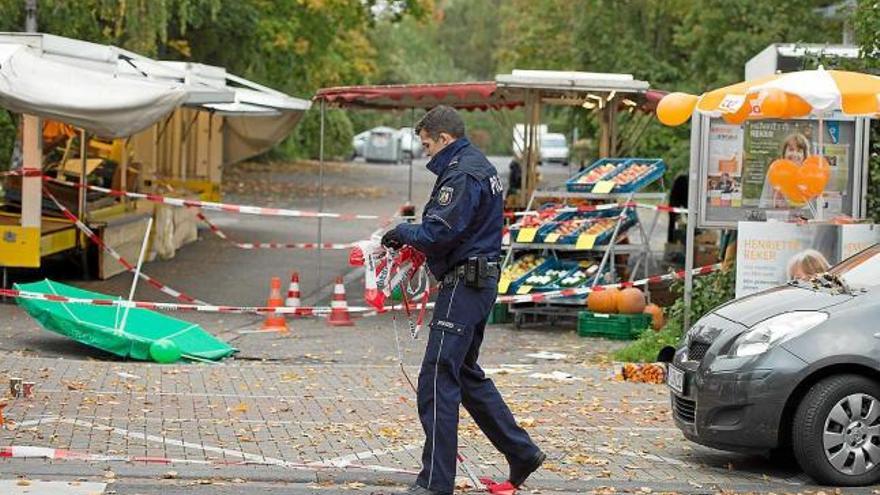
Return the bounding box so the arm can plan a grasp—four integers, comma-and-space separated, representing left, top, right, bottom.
314, 81, 524, 111
495, 69, 651, 104
0, 32, 235, 138
162, 62, 311, 164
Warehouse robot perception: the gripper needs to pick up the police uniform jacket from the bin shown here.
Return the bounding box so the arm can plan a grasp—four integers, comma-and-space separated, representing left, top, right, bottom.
396, 138, 503, 278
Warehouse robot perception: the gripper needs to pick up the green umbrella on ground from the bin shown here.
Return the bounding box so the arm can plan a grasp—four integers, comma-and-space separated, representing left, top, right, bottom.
15, 279, 236, 363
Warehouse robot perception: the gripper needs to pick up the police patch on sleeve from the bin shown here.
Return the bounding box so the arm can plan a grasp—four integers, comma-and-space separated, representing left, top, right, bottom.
437, 186, 454, 206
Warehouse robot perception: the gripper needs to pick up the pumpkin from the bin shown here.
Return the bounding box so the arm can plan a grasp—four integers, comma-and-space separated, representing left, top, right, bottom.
643, 303, 665, 331
587, 287, 618, 313
617, 288, 646, 314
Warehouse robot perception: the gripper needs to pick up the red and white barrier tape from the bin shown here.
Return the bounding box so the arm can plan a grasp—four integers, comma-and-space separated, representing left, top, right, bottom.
510, 201, 688, 219
3, 264, 723, 314
197, 212, 355, 250
497, 263, 723, 304
1, 169, 42, 177
46, 176, 412, 222
42, 187, 208, 305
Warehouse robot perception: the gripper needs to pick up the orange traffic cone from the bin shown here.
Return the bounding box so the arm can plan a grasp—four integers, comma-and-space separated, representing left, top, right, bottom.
261, 277, 289, 333
286, 272, 312, 316
327, 276, 354, 327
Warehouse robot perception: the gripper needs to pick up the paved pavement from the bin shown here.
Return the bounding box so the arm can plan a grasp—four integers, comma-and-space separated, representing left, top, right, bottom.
0, 158, 851, 494
0, 314, 862, 494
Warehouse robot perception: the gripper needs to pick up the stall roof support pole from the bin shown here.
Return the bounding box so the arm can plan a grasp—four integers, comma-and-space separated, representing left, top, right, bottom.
408, 106, 415, 205
79, 129, 87, 225
520, 90, 541, 206
21, 114, 41, 229
599, 95, 618, 158
683, 115, 701, 332
317, 99, 325, 288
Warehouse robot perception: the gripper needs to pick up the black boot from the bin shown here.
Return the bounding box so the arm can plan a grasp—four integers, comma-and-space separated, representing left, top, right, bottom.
509, 449, 546, 487
403, 483, 449, 495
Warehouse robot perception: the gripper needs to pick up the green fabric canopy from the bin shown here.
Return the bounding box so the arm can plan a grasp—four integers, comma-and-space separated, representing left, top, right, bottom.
15, 279, 236, 362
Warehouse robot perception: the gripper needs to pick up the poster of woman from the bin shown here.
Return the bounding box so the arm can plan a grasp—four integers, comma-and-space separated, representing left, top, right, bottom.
742, 120, 850, 216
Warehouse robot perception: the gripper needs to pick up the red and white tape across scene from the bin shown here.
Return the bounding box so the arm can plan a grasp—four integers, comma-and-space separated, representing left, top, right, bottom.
44, 175, 411, 221
1, 264, 723, 314
42, 187, 208, 305
196, 212, 355, 250
510, 201, 689, 218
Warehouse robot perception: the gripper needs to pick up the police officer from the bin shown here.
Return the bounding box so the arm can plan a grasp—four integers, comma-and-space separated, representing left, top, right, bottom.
382, 106, 544, 495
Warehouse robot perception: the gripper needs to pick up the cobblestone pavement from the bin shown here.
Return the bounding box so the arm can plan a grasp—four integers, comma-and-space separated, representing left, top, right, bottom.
0, 314, 866, 494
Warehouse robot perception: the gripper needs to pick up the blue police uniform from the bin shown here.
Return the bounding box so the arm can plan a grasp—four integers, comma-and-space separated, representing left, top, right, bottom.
394, 138, 540, 494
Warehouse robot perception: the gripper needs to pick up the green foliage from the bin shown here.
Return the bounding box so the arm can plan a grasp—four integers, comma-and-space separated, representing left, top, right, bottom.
853, 1, 880, 223
283, 108, 355, 161
0, 112, 15, 172
613, 267, 736, 362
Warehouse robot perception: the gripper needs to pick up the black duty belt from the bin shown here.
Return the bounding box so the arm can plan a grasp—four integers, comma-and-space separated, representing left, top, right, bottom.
442, 260, 500, 286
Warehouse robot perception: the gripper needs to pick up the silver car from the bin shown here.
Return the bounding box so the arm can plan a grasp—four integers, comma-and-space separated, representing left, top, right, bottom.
665, 243, 880, 486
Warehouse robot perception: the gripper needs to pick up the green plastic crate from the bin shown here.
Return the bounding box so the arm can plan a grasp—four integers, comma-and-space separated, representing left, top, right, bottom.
487, 302, 512, 324
577, 311, 650, 340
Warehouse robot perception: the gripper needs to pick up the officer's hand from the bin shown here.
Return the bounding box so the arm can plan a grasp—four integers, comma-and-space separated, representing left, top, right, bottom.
381, 228, 404, 250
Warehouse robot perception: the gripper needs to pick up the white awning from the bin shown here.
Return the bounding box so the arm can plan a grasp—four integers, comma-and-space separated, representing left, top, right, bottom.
160, 62, 311, 163
0, 33, 235, 137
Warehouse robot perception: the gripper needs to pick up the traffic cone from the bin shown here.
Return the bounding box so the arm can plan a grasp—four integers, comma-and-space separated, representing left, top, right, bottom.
327, 276, 354, 327
285, 271, 312, 316
261, 277, 289, 333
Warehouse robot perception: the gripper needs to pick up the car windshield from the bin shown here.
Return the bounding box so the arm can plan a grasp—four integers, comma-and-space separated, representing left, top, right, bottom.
542, 135, 566, 147
827, 244, 880, 290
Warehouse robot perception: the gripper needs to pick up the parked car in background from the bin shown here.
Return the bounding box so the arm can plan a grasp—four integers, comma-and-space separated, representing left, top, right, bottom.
398, 126, 423, 160
540, 133, 570, 166
351, 130, 370, 160
363, 126, 402, 163
664, 243, 880, 486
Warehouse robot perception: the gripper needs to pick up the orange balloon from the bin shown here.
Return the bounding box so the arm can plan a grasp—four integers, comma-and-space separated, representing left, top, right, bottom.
757, 89, 789, 118
799, 155, 831, 198
767, 158, 798, 189
656, 92, 698, 126
721, 94, 757, 125
780, 181, 808, 204
722, 100, 750, 124
783, 94, 813, 118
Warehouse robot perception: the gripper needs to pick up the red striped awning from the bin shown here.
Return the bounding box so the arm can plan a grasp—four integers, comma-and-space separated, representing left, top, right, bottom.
314, 82, 523, 111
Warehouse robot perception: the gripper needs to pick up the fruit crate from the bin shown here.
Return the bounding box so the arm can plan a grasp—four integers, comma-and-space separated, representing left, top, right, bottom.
487, 302, 512, 324
499, 254, 546, 295
509, 258, 574, 295
538, 208, 638, 246
601, 158, 666, 193
577, 311, 650, 340
565, 158, 629, 192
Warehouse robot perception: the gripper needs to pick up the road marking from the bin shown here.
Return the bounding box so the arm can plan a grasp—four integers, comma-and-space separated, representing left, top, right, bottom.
0, 480, 105, 495
318, 444, 420, 468
59, 418, 289, 466
15, 417, 416, 474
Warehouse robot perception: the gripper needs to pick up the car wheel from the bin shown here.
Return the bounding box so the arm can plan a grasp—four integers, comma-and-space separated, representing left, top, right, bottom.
792, 374, 880, 486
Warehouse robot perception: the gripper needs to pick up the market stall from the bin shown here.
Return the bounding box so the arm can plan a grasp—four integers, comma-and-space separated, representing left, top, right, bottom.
0, 32, 306, 281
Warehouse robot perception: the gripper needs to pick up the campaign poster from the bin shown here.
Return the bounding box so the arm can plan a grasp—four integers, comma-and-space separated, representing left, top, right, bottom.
706, 123, 744, 209
703, 118, 856, 226
736, 221, 838, 297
